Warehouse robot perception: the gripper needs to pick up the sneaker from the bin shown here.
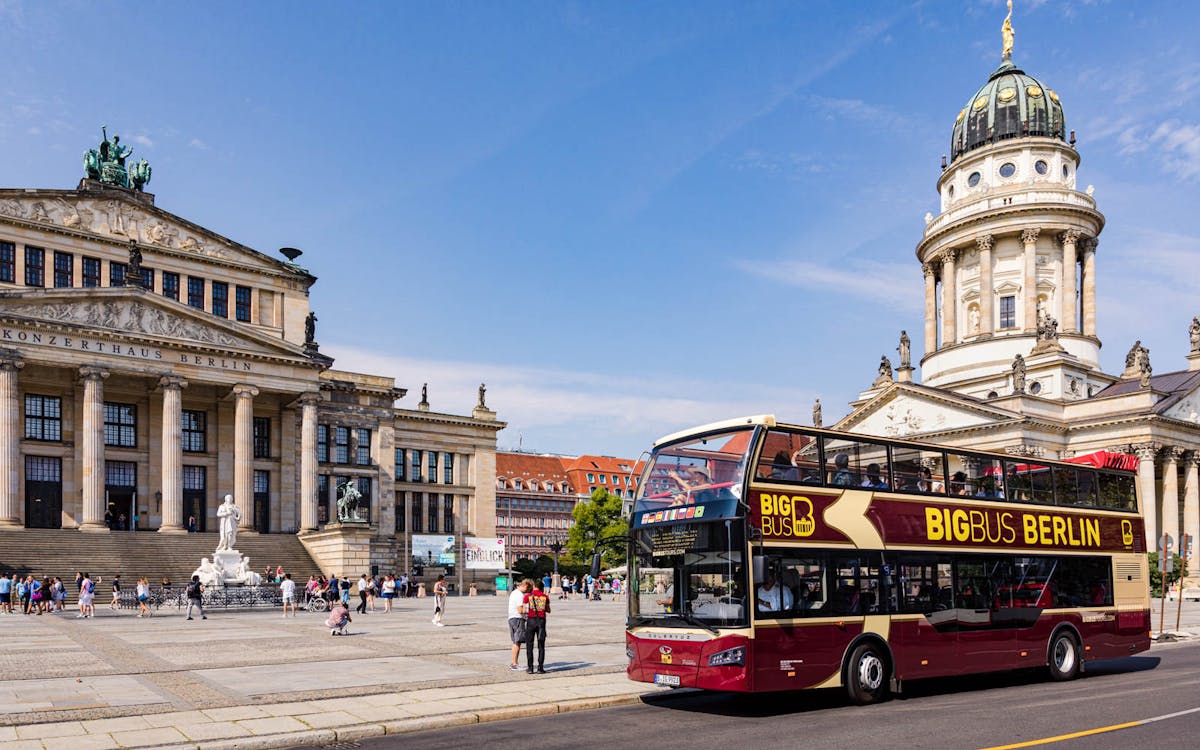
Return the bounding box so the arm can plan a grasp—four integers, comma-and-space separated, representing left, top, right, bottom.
526, 668, 535, 674
536, 668, 547, 674
436, 622, 445, 627
431, 617, 437, 624
186, 617, 193, 620
510, 664, 522, 671
330, 630, 337, 636
202, 616, 207, 620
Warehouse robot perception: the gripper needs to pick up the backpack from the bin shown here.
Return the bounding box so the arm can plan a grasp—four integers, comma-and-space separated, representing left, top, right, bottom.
187, 581, 202, 599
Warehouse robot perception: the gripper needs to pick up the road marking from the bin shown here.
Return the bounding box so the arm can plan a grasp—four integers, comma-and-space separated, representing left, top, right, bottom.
978, 705, 1200, 749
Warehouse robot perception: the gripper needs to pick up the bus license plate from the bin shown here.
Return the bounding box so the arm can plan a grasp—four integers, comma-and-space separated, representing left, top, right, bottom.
654, 674, 681, 687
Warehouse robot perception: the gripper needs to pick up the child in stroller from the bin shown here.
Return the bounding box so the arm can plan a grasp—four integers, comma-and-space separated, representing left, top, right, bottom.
325, 602, 352, 636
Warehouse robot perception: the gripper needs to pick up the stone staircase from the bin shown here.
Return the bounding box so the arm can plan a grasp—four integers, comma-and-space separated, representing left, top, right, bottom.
0, 529, 322, 602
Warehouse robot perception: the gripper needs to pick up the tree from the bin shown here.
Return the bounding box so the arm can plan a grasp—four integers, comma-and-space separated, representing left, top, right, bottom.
1149, 552, 1183, 598
566, 488, 628, 568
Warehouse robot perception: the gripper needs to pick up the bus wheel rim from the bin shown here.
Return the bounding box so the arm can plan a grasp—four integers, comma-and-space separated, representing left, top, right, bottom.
859, 653, 884, 690
1054, 638, 1074, 672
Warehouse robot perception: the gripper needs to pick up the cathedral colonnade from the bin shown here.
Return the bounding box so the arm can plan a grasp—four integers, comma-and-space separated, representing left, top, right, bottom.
922, 227, 1099, 352
1135, 443, 1200, 575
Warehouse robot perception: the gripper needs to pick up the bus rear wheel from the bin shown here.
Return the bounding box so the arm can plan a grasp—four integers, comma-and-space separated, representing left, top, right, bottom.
846, 643, 889, 705
1047, 631, 1081, 681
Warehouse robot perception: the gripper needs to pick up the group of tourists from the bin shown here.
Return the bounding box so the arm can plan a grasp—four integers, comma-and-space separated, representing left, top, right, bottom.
0, 574, 67, 615
321, 573, 449, 635
557, 573, 624, 601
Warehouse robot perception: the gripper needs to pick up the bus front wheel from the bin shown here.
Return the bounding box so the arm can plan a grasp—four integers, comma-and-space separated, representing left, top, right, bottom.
846, 643, 889, 705
1047, 631, 1081, 681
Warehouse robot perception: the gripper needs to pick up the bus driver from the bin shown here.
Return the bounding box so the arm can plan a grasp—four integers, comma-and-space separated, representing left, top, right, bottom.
756, 569, 793, 613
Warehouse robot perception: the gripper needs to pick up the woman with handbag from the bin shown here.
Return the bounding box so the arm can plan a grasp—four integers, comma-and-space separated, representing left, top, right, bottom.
431, 574, 448, 627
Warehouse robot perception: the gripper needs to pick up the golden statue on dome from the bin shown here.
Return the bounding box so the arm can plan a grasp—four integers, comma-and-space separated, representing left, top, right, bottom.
1001, 0, 1015, 61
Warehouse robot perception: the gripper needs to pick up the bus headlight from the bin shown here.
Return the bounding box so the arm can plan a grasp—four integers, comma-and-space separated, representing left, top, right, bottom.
707, 646, 745, 667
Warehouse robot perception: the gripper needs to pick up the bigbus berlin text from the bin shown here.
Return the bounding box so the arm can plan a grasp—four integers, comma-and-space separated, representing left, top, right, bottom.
925, 506, 1102, 548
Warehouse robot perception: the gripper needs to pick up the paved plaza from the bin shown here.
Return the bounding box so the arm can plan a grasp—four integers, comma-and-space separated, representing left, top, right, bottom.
1, 594, 1198, 749
0, 593, 657, 749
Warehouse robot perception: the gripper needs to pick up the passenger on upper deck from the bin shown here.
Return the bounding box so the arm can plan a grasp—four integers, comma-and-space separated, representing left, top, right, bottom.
949, 471, 970, 496
830, 453, 854, 487
916, 466, 944, 494
861, 463, 888, 490
769, 451, 799, 481
756, 570, 793, 614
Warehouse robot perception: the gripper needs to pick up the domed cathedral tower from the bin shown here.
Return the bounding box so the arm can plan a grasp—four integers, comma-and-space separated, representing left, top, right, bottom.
917, 4, 1114, 400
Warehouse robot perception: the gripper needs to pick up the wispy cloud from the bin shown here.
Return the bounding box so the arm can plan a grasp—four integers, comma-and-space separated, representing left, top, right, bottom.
734, 257, 922, 314
1148, 120, 1200, 181
188, 138, 210, 150
131, 134, 154, 148
322, 345, 814, 456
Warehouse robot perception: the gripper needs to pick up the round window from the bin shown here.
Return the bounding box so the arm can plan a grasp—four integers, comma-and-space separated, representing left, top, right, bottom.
1035, 160, 1049, 175
968, 172, 981, 187
999, 162, 1016, 178
973, 95, 989, 111
987, 391, 999, 399
1029, 382, 1042, 395
998, 87, 1016, 102
1027, 85, 1043, 98
1062, 164, 1069, 178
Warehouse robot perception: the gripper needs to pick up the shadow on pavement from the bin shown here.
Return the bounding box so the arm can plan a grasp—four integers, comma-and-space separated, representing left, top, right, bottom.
542, 661, 594, 672
640, 656, 1162, 717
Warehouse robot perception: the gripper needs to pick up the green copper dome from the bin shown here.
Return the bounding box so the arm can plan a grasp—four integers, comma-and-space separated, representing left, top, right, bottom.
950, 59, 1066, 163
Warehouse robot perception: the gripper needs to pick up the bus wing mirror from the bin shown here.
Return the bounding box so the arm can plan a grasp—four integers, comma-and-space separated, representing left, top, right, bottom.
590, 553, 602, 579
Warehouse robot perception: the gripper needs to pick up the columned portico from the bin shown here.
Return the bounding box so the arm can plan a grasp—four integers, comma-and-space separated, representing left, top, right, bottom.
1021, 227, 1040, 331
79, 366, 110, 532
298, 392, 320, 532
158, 376, 188, 533
976, 235, 994, 337
232, 384, 259, 532
0, 354, 23, 527
1135, 443, 1159, 549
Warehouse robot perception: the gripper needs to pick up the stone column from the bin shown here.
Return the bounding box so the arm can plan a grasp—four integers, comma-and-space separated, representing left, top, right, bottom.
940, 249, 958, 346
1059, 229, 1080, 332
298, 392, 320, 533
79, 367, 110, 532
157, 376, 188, 533
232, 384, 258, 531
1162, 447, 1182, 553
1135, 443, 1160, 551
976, 235, 994, 337
1021, 228, 1040, 331
0, 354, 24, 527
1182, 452, 1200, 576
1081, 238, 1098, 337
923, 262, 937, 355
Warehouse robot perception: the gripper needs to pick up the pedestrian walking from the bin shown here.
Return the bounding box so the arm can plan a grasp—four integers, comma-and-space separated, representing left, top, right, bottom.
381, 575, 396, 613
110, 575, 122, 611
281, 573, 297, 617
431, 574, 448, 626
367, 575, 379, 612
520, 579, 551, 674
0, 573, 12, 614
53, 577, 66, 612
185, 575, 206, 620
136, 577, 151, 617
508, 578, 532, 670
355, 573, 369, 613
77, 573, 95, 618
339, 576, 352, 608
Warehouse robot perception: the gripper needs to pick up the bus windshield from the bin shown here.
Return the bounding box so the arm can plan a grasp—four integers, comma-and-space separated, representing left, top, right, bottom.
632, 426, 753, 516
630, 520, 747, 629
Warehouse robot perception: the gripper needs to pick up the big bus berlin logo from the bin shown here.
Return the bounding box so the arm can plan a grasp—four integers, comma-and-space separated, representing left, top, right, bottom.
759, 494, 816, 538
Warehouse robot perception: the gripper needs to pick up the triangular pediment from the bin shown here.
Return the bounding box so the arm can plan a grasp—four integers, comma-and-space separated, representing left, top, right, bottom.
837, 383, 1021, 438
0, 189, 305, 277
0, 287, 315, 363
1162, 385, 1200, 425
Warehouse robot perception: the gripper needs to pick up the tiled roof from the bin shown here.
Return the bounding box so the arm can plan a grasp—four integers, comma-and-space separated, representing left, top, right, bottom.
1093, 369, 1200, 414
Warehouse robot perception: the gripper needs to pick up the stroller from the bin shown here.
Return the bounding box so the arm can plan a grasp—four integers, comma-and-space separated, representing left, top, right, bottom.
325, 603, 352, 636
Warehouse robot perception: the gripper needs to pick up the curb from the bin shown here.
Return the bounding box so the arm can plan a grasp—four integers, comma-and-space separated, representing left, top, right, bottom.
157, 692, 652, 749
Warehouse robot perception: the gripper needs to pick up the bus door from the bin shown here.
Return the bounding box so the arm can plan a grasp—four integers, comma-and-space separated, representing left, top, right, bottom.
953, 557, 1017, 671
751, 553, 833, 691
894, 558, 959, 678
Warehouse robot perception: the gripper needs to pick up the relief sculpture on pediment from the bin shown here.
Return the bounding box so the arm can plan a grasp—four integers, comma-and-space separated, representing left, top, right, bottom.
144, 220, 178, 248
53, 198, 94, 230
7, 299, 242, 347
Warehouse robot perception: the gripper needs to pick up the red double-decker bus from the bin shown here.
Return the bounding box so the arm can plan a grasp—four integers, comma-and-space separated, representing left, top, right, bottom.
626, 416, 1150, 703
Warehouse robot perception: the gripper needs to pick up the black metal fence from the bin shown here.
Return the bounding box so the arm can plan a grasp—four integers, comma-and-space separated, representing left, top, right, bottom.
118, 585, 284, 610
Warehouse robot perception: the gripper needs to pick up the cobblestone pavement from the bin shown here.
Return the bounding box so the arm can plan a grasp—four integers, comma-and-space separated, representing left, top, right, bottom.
0, 593, 659, 748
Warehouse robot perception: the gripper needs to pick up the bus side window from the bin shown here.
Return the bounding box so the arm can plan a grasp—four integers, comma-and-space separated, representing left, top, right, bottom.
780, 556, 825, 615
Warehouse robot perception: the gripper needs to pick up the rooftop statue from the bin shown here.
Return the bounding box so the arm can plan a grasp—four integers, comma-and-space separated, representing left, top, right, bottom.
1001, 0, 1015, 61
83, 126, 152, 191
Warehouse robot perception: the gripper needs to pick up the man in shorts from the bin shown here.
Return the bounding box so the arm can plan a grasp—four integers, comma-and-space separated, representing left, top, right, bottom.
508, 578, 532, 670
0, 573, 11, 614
280, 573, 297, 617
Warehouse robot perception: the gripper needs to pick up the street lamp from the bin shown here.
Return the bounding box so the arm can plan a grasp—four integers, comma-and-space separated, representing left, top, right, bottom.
548, 536, 566, 594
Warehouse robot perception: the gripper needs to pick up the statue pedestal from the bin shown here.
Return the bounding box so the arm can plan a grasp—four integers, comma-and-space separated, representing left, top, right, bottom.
298, 524, 375, 579
1188, 352, 1200, 372
214, 550, 243, 583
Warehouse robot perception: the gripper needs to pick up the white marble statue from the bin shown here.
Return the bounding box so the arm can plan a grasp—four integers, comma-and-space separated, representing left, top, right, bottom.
216, 494, 241, 551
236, 557, 263, 586
192, 557, 224, 588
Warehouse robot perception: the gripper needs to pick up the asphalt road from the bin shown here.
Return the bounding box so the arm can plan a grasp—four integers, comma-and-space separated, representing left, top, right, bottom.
349, 642, 1200, 750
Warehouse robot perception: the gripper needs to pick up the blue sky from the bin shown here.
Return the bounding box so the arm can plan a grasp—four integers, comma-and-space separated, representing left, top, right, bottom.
2, 1, 1198, 458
